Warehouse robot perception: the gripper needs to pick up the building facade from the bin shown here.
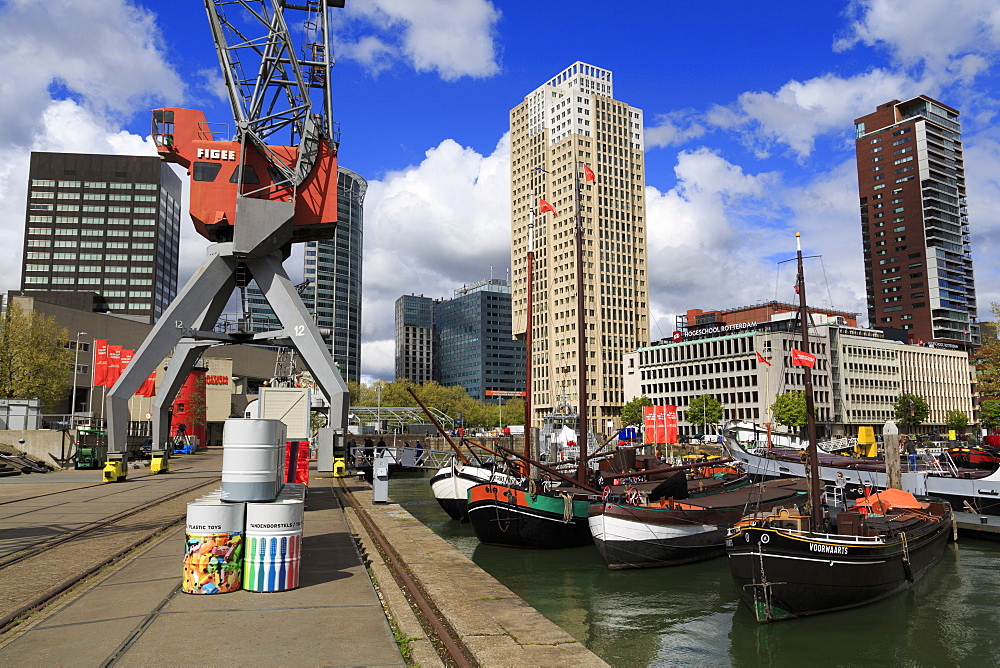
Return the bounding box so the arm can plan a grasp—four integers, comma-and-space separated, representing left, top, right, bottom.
395, 294, 435, 383
435, 279, 526, 402
302, 167, 366, 384
510, 62, 648, 433
624, 317, 974, 438
854, 96, 979, 350
21, 152, 183, 323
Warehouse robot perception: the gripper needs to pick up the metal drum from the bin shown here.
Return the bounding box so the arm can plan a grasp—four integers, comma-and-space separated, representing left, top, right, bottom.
244, 499, 304, 592
183, 499, 246, 594
221, 418, 287, 502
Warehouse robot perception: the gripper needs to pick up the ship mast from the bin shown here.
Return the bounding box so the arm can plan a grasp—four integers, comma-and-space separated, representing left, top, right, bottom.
794, 233, 823, 529
574, 164, 589, 485
524, 194, 535, 468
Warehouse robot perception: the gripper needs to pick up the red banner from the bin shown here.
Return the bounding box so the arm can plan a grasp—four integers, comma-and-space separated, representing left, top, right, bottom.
643, 405, 679, 444
106, 345, 123, 388
120, 349, 134, 372
791, 348, 817, 368
93, 339, 108, 387
137, 371, 156, 397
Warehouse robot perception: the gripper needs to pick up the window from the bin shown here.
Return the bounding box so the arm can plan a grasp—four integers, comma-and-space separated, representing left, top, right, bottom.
31, 179, 55, 187
31, 191, 55, 199
30, 203, 54, 211
84, 181, 106, 188
83, 193, 106, 200
193, 162, 222, 182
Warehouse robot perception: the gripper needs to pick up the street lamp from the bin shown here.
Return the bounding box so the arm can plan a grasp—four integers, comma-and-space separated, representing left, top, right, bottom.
69, 332, 87, 433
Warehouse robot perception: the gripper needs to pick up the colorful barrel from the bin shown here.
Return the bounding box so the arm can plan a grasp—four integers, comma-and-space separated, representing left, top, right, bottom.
183, 499, 246, 594
221, 418, 287, 502
244, 499, 304, 592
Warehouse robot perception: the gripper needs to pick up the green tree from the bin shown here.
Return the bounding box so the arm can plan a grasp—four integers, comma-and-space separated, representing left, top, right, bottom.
686, 394, 723, 429
620, 396, 653, 427
771, 391, 807, 430
0, 302, 74, 410
945, 409, 968, 434
981, 399, 1000, 430
973, 303, 1000, 399
893, 393, 930, 434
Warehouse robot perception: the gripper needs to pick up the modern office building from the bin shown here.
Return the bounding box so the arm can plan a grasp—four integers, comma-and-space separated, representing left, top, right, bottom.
854, 96, 979, 351
509, 62, 648, 433
435, 278, 526, 402
242, 166, 366, 383
21, 152, 183, 323
302, 167, 366, 384
395, 294, 435, 383
624, 313, 974, 437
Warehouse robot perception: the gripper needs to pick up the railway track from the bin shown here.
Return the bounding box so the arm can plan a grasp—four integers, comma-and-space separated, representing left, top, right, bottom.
0, 474, 220, 637
336, 479, 474, 668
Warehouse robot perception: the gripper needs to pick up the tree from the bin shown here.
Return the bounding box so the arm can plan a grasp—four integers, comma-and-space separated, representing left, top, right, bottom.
892, 393, 929, 434
981, 399, 1000, 431
972, 303, 1000, 399
945, 409, 968, 434
621, 396, 652, 428
0, 302, 74, 411
771, 391, 807, 430
686, 394, 723, 429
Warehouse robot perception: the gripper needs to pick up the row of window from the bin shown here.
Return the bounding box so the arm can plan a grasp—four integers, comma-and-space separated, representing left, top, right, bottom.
31, 180, 157, 189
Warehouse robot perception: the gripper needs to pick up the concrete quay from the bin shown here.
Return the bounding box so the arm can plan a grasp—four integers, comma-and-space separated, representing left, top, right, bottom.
0, 459, 608, 667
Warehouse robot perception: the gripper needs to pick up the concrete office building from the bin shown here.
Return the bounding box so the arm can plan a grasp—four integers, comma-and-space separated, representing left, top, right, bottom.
21, 152, 183, 323
395, 294, 435, 383
435, 278, 526, 402
624, 314, 974, 437
854, 96, 979, 350
510, 62, 648, 432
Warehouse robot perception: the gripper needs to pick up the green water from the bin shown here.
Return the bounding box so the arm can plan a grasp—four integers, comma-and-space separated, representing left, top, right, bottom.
389, 472, 1000, 667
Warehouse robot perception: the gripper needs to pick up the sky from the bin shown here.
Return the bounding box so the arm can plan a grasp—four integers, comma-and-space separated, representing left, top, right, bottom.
1, 0, 1000, 383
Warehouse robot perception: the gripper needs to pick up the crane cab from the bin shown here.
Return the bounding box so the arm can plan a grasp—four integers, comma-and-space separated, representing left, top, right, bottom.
152, 107, 339, 244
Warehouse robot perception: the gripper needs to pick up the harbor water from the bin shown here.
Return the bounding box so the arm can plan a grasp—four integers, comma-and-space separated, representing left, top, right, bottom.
389, 472, 1000, 667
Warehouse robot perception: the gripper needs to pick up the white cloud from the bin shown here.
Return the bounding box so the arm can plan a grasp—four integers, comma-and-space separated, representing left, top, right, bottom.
337, 0, 502, 80
645, 111, 707, 149
359, 134, 511, 379
713, 70, 916, 158
643, 150, 867, 338
836, 0, 1000, 81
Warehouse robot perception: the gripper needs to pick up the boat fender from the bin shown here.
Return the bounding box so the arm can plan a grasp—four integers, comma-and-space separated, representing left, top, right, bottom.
601, 486, 611, 507
528, 479, 538, 500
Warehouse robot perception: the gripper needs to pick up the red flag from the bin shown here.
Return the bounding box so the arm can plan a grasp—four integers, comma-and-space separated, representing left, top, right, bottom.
138, 371, 156, 397
756, 350, 773, 366
106, 345, 123, 387
93, 339, 108, 387
539, 198, 556, 215
583, 164, 595, 182
793, 284, 800, 294
791, 348, 816, 368
120, 349, 134, 371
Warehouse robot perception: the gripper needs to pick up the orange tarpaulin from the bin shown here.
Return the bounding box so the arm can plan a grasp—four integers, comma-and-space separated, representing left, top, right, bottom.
853, 488, 923, 514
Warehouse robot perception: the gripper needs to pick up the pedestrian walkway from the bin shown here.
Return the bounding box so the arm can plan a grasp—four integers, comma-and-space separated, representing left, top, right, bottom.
0, 472, 405, 666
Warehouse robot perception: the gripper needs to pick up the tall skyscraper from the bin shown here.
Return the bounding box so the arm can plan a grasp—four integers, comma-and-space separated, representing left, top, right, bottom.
854, 96, 979, 350
509, 62, 649, 430
435, 278, 526, 401
302, 167, 366, 384
242, 166, 366, 383
395, 294, 435, 383
21, 152, 183, 322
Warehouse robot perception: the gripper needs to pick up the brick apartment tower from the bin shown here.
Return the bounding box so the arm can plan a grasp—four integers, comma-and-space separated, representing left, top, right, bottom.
510, 62, 649, 431
854, 96, 979, 350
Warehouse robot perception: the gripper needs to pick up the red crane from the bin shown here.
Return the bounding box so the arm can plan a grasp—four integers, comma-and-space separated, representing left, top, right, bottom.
103, 0, 349, 481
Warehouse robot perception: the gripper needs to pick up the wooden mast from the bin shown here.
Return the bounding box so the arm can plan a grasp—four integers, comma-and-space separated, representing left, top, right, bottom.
794, 232, 823, 529
574, 163, 589, 485
524, 193, 534, 468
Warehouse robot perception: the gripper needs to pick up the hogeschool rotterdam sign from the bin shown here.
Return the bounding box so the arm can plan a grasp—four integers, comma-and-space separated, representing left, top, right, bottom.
643, 405, 678, 444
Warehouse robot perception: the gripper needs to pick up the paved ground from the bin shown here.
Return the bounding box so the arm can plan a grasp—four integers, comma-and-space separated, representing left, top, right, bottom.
0, 453, 609, 667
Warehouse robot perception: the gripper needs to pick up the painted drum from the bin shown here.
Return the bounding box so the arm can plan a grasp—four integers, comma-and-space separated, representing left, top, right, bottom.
221, 418, 287, 502
244, 499, 304, 592
183, 499, 246, 594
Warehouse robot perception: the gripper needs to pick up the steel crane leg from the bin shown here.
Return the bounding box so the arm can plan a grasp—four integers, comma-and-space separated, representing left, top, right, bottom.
105, 244, 238, 471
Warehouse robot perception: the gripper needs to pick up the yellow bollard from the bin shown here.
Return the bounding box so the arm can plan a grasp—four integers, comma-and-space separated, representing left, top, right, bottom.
102, 458, 127, 482
332, 457, 347, 478
150, 455, 169, 474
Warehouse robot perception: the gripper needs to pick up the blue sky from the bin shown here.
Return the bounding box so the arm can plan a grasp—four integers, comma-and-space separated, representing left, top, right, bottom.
1, 0, 999, 381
